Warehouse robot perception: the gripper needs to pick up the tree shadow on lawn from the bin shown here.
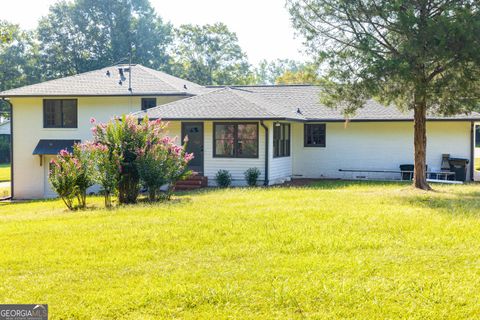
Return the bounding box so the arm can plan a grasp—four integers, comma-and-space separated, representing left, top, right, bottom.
279, 179, 480, 216
283, 179, 411, 189
393, 189, 480, 217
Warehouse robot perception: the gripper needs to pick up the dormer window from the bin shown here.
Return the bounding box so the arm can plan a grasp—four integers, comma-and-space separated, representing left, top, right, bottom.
141, 98, 157, 111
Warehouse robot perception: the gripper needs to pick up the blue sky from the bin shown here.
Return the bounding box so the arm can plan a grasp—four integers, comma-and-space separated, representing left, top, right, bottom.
0, 0, 308, 65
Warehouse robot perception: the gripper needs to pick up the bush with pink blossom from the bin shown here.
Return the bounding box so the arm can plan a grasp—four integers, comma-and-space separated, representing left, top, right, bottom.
90, 115, 193, 204
90, 115, 147, 204
51, 115, 194, 209
137, 135, 193, 201
48, 145, 95, 210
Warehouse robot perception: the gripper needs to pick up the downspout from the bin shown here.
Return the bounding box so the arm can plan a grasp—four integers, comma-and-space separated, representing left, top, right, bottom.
260, 121, 269, 186
2, 98, 13, 199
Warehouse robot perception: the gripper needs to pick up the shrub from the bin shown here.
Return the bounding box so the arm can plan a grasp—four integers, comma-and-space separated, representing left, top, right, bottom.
215, 169, 232, 188
91, 115, 147, 204
83, 141, 121, 208
52, 115, 194, 209
49, 147, 94, 210
72, 144, 95, 208
137, 135, 193, 201
244, 167, 261, 187
88, 115, 194, 204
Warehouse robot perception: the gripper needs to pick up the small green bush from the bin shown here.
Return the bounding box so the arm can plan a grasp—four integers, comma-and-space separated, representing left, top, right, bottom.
244, 167, 261, 187
215, 169, 232, 188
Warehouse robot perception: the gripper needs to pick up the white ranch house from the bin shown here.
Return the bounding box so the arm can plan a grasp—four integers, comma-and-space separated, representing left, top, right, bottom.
1, 64, 479, 199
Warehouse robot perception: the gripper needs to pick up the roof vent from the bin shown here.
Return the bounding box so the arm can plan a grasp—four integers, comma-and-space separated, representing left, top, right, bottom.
106, 70, 110, 77
119, 80, 123, 85
118, 68, 126, 81
183, 84, 187, 90
297, 108, 302, 114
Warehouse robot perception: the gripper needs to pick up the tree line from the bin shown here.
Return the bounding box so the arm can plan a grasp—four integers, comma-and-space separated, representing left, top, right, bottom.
0, 0, 316, 96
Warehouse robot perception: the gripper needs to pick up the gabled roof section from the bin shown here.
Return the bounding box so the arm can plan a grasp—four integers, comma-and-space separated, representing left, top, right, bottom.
133, 87, 306, 120
0, 64, 206, 97
220, 85, 480, 121
136, 84, 480, 121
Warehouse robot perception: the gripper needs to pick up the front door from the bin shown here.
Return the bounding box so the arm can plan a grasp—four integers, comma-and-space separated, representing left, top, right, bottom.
182, 122, 204, 174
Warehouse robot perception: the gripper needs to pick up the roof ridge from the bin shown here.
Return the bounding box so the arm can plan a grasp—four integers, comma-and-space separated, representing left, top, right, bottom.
207, 84, 317, 88
0, 65, 116, 94
228, 87, 285, 117
230, 87, 307, 120
137, 65, 204, 90
135, 65, 183, 92
130, 87, 226, 117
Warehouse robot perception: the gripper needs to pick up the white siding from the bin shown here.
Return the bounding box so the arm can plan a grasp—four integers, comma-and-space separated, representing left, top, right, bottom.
268, 121, 292, 184
292, 121, 473, 181
203, 121, 265, 186
170, 120, 291, 186
11, 96, 184, 199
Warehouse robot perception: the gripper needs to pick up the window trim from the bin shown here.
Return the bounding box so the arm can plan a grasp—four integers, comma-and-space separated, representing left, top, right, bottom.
141, 97, 157, 111
213, 122, 259, 159
273, 123, 291, 158
43, 99, 78, 129
304, 123, 326, 147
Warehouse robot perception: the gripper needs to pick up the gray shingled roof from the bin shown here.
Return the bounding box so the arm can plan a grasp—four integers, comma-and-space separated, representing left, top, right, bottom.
134, 87, 304, 120
135, 84, 480, 121
3, 64, 478, 121
0, 64, 206, 97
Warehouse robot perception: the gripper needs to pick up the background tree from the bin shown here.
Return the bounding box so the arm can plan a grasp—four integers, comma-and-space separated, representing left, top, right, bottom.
254, 59, 306, 84
275, 63, 320, 84
288, 0, 480, 190
0, 21, 41, 118
171, 23, 253, 85
0, 20, 15, 44
37, 0, 173, 79
0, 24, 41, 93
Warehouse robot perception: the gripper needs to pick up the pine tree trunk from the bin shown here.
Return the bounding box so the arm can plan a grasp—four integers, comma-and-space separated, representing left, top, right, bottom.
413, 99, 432, 190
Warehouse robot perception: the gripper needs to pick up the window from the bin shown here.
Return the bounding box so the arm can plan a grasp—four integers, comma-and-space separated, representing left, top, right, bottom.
476, 125, 480, 148
304, 123, 326, 147
141, 98, 157, 111
273, 123, 290, 157
214, 123, 258, 158
43, 99, 77, 128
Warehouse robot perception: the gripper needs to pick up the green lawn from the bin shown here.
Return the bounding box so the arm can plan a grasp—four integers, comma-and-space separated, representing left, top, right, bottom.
0, 163, 10, 182
1, 181, 480, 319
476, 158, 480, 171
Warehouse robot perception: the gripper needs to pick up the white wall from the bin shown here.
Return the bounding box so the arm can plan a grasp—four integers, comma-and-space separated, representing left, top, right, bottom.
11, 96, 183, 199
268, 122, 292, 185
292, 121, 473, 181
167, 120, 293, 186
203, 121, 266, 186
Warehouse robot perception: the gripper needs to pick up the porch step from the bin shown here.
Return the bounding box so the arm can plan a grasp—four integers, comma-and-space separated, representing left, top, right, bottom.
174, 172, 208, 190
